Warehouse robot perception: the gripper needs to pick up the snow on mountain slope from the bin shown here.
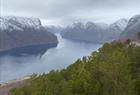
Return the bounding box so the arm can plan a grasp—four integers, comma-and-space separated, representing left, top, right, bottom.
61, 19, 128, 43
113, 19, 128, 30
109, 19, 128, 33
0, 16, 41, 32
0, 17, 23, 31
120, 15, 140, 39
0, 16, 58, 56
126, 15, 140, 29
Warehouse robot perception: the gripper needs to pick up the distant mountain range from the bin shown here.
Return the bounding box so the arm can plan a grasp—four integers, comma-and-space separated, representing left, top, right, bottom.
45, 25, 63, 33
60, 19, 128, 43
59, 15, 140, 43
0, 16, 58, 56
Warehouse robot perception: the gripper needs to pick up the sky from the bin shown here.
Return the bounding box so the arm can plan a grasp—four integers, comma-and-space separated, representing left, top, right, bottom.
0, 0, 140, 26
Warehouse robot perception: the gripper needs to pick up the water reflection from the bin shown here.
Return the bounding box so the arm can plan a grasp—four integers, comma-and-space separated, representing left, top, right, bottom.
0, 34, 102, 83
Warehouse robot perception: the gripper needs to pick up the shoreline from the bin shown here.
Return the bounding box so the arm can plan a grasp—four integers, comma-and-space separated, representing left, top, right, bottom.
0, 75, 30, 87
0, 42, 58, 57
0, 75, 30, 95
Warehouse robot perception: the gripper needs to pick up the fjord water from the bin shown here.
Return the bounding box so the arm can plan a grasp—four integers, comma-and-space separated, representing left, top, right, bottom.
0, 34, 101, 83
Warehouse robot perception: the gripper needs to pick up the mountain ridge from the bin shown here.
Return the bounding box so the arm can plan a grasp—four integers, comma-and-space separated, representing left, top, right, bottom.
0, 16, 58, 56
60, 18, 128, 43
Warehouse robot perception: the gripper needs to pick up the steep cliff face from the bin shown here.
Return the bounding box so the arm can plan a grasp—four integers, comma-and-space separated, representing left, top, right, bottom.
0, 16, 58, 56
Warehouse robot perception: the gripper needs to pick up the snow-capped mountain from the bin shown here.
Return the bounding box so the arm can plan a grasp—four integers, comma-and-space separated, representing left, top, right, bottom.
61, 19, 128, 43
0, 16, 58, 56
106, 19, 128, 40
0, 16, 42, 32
120, 15, 140, 39
109, 19, 128, 32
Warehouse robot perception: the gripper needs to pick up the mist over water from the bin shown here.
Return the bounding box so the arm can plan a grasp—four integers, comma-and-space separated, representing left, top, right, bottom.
0, 34, 102, 83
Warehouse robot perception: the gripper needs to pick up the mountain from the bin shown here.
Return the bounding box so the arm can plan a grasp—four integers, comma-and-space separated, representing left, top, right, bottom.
61, 19, 128, 43
120, 15, 140, 41
61, 22, 107, 43
107, 19, 128, 40
0, 16, 58, 56
110, 19, 128, 31
44, 25, 63, 33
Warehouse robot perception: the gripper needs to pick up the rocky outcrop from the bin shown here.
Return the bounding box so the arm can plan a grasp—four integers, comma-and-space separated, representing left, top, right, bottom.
0, 16, 58, 56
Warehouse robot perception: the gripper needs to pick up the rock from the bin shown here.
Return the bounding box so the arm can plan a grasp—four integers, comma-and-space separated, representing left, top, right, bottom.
0, 16, 58, 56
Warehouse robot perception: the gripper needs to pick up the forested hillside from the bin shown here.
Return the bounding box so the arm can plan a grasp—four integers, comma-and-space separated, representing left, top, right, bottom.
10, 40, 140, 95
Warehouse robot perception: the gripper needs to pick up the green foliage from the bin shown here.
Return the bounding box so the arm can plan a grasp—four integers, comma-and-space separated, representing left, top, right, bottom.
10, 41, 140, 95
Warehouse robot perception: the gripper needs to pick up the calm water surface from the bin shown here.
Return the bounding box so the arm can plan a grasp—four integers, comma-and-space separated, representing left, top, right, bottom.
0, 34, 102, 83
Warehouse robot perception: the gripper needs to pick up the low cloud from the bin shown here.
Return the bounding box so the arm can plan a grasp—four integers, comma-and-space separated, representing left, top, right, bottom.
1, 0, 140, 25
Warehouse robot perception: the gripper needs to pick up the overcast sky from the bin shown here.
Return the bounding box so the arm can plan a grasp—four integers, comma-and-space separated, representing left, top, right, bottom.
0, 0, 140, 25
